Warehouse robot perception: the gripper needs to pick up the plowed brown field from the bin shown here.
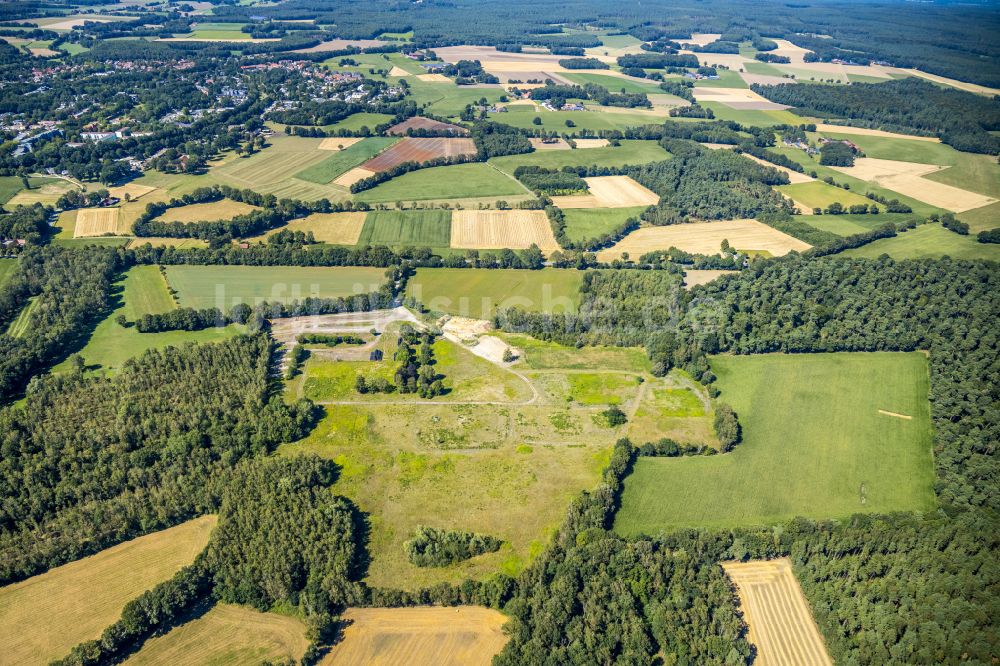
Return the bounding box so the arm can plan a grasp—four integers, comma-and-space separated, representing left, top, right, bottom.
361, 137, 477, 172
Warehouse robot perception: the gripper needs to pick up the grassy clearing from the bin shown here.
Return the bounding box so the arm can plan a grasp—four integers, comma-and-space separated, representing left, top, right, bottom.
489, 139, 668, 174
406, 268, 583, 319
0, 176, 62, 204
52, 268, 242, 374
777, 180, 875, 209
0, 516, 216, 665
958, 201, 1000, 233
406, 79, 505, 118
0, 259, 17, 289
211, 135, 340, 200
692, 69, 747, 88
499, 332, 651, 372
5, 177, 77, 207
6, 298, 38, 338
560, 206, 647, 243
280, 405, 607, 589
127, 603, 308, 665
699, 103, 802, 126
354, 163, 529, 203
165, 265, 387, 309
800, 213, 916, 236
841, 223, 1000, 261
490, 105, 663, 132
559, 73, 666, 94
615, 352, 937, 534
294, 137, 398, 183
321, 112, 394, 132
358, 209, 452, 246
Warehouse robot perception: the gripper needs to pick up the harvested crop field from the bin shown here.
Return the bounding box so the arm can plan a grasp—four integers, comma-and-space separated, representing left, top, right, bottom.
335, 167, 377, 187
156, 199, 258, 223
108, 183, 157, 200
127, 237, 208, 249
252, 212, 367, 245
74, 207, 123, 237
812, 123, 940, 142
296, 137, 398, 184
361, 137, 478, 172
741, 154, 813, 184
450, 209, 559, 251
529, 137, 571, 150
323, 607, 508, 666
830, 158, 996, 213
551, 176, 660, 209
416, 73, 451, 82
294, 38, 387, 53
722, 558, 833, 666
318, 136, 363, 151
387, 117, 470, 135
597, 220, 810, 260
128, 603, 308, 665
573, 138, 611, 149
683, 269, 738, 288
0, 516, 216, 665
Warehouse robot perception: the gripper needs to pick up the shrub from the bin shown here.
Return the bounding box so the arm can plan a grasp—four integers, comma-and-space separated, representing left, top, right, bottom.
404, 526, 502, 566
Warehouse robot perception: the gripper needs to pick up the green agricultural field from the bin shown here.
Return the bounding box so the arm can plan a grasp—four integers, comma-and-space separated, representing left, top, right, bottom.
693, 69, 747, 88
0, 175, 60, 204
559, 73, 666, 94
0, 516, 215, 665
743, 61, 788, 77
614, 352, 937, 534
358, 210, 452, 246
959, 201, 1000, 233
211, 134, 341, 200
353, 163, 529, 203
164, 265, 388, 309
841, 223, 1000, 261
295, 137, 398, 184
777, 180, 876, 210
52, 267, 242, 374
406, 268, 584, 319
490, 105, 664, 132
489, 140, 669, 174
699, 102, 802, 126
177, 22, 249, 39
560, 206, 648, 243
0, 259, 16, 289
800, 212, 918, 237
406, 79, 505, 118
598, 34, 642, 49
322, 112, 394, 132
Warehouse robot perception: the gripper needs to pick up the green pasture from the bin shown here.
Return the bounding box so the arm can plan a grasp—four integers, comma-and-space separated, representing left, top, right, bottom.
294, 137, 398, 184
489, 140, 669, 174
841, 223, 1000, 261
406, 268, 584, 319
560, 206, 647, 243
358, 210, 451, 246
353, 163, 529, 203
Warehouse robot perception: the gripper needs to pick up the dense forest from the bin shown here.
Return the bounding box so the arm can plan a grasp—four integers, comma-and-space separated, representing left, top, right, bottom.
0, 334, 317, 583
752, 78, 1000, 154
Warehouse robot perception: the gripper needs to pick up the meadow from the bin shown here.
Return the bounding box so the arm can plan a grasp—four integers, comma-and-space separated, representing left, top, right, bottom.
353, 163, 529, 203
357, 209, 452, 246
489, 105, 664, 132
841, 223, 1000, 261
614, 352, 937, 534
560, 206, 647, 243
0, 259, 16, 289
164, 265, 388, 309
0, 516, 216, 665
559, 72, 667, 94
405, 267, 583, 319
777, 180, 876, 210
405, 79, 505, 118
52, 267, 243, 374
321, 112, 394, 132
294, 137, 398, 184
488, 140, 669, 174
210, 134, 342, 201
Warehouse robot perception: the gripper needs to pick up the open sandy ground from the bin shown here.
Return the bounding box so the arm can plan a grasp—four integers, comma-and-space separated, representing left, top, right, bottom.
322, 607, 509, 666
722, 558, 833, 666
551, 176, 659, 209
269, 307, 418, 347
887, 68, 1000, 96
319, 137, 363, 151
830, 158, 996, 213
683, 33, 723, 47
440, 317, 520, 366
768, 39, 813, 64
450, 209, 560, 251
334, 167, 376, 188
597, 219, 810, 260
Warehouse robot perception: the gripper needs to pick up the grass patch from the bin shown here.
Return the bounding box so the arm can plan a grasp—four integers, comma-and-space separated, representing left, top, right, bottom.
777, 180, 875, 209
0, 259, 16, 289
406, 79, 505, 118
489, 139, 668, 174
560, 206, 647, 243
358, 209, 452, 246
614, 352, 937, 534
559, 73, 666, 94
692, 69, 747, 88
322, 112, 394, 132
294, 137, 398, 183
354, 163, 529, 203
841, 223, 1000, 261
0, 516, 215, 665
958, 201, 1000, 233
499, 332, 651, 372
164, 265, 388, 309
489, 105, 663, 132
699, 102, 802, 125
566, 372, 638, 405
406, 267, 583, 319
